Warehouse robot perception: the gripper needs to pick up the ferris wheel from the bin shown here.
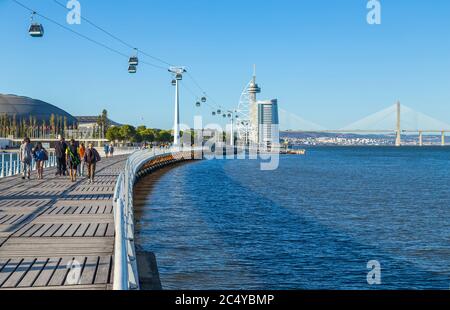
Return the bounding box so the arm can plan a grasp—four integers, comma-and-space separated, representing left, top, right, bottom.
235, 80, 254, 145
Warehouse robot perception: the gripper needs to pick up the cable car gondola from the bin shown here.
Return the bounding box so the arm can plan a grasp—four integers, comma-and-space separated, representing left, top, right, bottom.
227, 113, 232, 118
176, 73, 183, 81
201, 97, 207, 103
223, 114, 226, 118
29, 12, 44, 37
129, 56, 139, 66
217, 109, 221, 114
196, 102, 201, 108
129, 48, 139, 66
128, 65, 137, 74
212, 111, 216, 116
171, 79, 176, 86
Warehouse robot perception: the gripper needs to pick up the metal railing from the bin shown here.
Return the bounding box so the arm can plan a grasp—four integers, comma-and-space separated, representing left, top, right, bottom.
112, 146, 202, 290
0, 151, 57, 178
111, 147, 141, 156
0, 147, 139, 179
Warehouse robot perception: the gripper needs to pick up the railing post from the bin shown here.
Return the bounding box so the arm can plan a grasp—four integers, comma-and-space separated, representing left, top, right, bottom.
1, 153, 4, 178
15, 155, 20, 175
9, 153, 13, 176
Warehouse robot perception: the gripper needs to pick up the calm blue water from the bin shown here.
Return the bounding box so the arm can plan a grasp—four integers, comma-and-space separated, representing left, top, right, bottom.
135, 147, 450, 290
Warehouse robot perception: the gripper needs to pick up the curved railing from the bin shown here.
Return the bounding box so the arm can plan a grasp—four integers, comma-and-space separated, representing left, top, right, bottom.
112, 147, 203, 290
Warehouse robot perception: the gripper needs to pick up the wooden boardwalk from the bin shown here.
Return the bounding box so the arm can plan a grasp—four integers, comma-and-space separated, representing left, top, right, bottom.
0, 156, 126, 290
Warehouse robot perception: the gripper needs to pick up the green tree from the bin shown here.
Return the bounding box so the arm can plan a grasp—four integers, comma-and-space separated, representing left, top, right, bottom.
139, 128, 155, 143
157, 130, 173, 143
106, 126, 121, 142
136, 125, 147, 134
97, 109, 109, 137
119, 125, 137, 142
135, 125, 147, 143
50, 114, 55, 135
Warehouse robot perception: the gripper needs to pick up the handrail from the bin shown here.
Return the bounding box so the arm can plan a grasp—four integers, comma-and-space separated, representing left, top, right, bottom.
0, 151, 57, 179
112, 146, 203, 290
0, 147, 139, 179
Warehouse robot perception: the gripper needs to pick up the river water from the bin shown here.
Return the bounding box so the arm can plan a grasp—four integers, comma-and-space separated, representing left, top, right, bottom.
134, 147, 450, 290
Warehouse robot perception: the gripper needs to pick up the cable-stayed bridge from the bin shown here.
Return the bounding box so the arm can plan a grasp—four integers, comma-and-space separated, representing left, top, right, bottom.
281, 102, 450, 146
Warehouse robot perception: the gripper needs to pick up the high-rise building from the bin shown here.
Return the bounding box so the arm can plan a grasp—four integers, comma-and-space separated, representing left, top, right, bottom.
248, 70, 261, 145
238, 66, 279, 147
257, 99, 279, 147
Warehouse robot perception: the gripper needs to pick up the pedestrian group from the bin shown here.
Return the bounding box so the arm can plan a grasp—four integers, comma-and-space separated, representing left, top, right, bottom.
19, 135, 103, 183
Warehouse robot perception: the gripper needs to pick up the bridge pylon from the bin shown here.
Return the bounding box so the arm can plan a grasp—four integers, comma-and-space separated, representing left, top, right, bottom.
395, 101, 401, 147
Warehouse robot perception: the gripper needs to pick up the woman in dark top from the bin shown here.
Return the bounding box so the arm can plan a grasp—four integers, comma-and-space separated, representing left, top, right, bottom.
65, 139, 80, 182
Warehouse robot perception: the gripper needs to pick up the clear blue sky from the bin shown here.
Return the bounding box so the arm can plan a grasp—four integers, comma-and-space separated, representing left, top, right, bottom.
1, 0, 449, 129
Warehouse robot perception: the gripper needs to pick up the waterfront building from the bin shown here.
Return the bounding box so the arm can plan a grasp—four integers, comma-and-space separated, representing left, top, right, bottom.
257, 99, 279, 147
0, 94, 78, 139
0, 94, 77, 127
76, 116, 122, 130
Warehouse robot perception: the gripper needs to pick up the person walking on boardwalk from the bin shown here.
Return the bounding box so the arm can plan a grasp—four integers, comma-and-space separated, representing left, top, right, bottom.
19, 137, 33, 180
66, 139, 81, 182
78, 142, 86, 177
84, 143, 101, 184
109, 144, 114, 157
54, 135, 68, 176
33, 142, 49, 180
104, 144, 109, 158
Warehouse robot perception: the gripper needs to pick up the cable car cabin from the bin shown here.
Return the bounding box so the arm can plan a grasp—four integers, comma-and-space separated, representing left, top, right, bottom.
128, 65, 137, 74
217, 110, 221, 114
223, 114, 226, 118
201, 97, 207, 103
196, 102, 201, 107
176, 73, 183, 80
228, 114, 232, 118
29, 23, 44, 37
212, 112, 216, 116
129, 56, 139, 66
171, 79, 177, 86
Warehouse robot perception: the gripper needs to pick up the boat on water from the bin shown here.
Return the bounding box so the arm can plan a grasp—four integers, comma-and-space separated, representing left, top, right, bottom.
280, 149, 306, 155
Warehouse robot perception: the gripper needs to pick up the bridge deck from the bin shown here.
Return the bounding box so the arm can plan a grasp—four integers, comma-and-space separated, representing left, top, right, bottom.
0, 156, 126, 290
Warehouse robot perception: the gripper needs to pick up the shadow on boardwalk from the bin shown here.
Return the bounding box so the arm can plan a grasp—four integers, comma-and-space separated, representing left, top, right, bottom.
0, 156, 126, 290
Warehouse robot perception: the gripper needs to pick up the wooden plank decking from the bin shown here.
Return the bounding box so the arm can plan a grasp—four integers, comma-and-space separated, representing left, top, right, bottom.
0, 156, 126, 290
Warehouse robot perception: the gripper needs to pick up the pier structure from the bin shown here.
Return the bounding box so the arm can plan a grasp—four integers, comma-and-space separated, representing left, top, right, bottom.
0, 147, 202, 290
